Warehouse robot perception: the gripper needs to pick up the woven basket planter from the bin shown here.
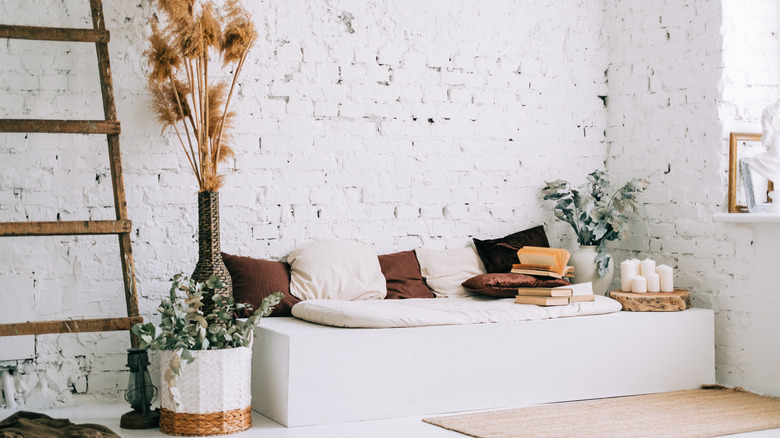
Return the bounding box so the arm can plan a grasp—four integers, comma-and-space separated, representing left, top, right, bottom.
158, 347, 252, 436
192, 190, 233, 310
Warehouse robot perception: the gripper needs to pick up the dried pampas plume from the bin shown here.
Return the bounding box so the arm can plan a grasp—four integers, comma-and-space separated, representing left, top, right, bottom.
146, 0, 255, 192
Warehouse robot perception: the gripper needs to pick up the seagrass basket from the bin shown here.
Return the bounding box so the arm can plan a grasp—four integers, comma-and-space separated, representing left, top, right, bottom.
158, 347, 252, 436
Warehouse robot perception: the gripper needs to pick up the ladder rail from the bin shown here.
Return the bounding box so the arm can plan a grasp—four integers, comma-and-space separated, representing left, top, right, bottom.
0, 119, 120, 134
89, 0, 141, 337
0, 0, 141, 348
0, 220, 132, 237
0, 317, 143, 337
0, 24, 110, 43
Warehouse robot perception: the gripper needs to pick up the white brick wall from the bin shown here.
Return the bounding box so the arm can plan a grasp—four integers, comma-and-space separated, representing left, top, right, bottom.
0, 0, 607, 407
2, 0, 776, 408
605, 0, 778, 391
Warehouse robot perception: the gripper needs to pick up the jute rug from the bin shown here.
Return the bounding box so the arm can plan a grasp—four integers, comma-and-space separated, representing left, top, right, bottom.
423, 387, 780, 438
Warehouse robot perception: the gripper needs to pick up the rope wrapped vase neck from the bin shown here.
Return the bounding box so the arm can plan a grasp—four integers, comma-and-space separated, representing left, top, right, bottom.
192, 190, 232, 310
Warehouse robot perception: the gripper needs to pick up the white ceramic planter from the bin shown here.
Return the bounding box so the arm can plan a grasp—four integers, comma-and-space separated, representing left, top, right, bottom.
569, 245, 614, 295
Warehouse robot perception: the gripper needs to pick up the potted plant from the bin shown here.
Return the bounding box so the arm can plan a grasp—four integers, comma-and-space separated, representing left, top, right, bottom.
541, 170, 649, 294
145, 0, 258, 301
132, 274, 281, 436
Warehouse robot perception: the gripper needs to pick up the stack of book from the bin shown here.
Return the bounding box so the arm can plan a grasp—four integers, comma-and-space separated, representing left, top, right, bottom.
515, 282, 595, 306
511, 247, 574, 279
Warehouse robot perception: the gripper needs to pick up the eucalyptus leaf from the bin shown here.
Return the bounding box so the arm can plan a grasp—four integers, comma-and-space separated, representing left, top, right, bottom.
130, 273, 282, 406
542, 171, 648, 248
542, 171, 648, 278
596, 243, 612, 278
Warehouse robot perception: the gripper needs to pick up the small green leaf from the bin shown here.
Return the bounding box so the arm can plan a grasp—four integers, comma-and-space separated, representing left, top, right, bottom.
205, 275, 223, 290
180, 349, 194, 362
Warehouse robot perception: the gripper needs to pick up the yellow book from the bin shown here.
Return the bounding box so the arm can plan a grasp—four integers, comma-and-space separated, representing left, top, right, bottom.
511, 265, 574, 279
516, 247, 571, 273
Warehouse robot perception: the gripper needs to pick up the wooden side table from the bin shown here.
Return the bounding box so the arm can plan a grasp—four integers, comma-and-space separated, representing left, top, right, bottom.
608, 289, 691, 311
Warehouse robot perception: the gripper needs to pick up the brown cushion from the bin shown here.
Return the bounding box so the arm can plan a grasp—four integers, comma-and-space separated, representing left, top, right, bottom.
462, 273, 571, 298
222, 252, 300, 317
377, 250, 435, 299
473, 225, 550, 273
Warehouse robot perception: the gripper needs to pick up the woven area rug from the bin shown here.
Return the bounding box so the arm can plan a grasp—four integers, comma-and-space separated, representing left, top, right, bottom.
423, 387, 780, 438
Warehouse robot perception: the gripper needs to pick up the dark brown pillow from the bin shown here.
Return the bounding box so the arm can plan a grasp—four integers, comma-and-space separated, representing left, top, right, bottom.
222, 252, 300, 317
473, 225, 550, 273
377, 250, 435, 299
462, 273, 571, 298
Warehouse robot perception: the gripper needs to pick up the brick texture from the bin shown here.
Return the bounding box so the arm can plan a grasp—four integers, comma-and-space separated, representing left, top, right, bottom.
0, 0, 775, 408
605, 0, 778, 390
0, 0, 607, 408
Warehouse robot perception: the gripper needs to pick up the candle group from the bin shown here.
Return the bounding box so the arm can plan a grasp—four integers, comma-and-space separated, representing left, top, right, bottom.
620, 258, 674, 293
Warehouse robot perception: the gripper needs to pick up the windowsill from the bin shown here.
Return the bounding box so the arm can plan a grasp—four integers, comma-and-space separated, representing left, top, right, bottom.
713, 212, 780, 223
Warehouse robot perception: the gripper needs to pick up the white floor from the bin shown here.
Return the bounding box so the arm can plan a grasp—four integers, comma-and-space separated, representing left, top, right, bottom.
2, 401, 780, 438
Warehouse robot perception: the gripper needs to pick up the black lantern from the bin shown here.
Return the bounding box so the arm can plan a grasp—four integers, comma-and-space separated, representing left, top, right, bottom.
120, 348, 160, 429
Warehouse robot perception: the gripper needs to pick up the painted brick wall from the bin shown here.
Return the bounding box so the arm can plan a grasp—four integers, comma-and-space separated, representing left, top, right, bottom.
604, 0, 778, 390
0, 0, 608, 407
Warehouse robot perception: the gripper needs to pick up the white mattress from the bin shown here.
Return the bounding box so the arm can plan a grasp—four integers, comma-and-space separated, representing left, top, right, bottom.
291, 295, 623, 328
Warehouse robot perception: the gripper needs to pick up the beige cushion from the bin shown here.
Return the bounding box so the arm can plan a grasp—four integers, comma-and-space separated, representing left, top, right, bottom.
415, 246, 486, 298
288, 239, 387, 301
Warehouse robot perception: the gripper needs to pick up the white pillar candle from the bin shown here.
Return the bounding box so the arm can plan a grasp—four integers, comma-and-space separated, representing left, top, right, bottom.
630, 259, 641, 275
640, 258, 656, 277
646, 273, 660, 292
631, 276, 647, 293
656, 265, 674, 292
620, 259, 640, 292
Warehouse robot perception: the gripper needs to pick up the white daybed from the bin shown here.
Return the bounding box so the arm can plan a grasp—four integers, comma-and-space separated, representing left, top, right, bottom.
250, 296, 715, 427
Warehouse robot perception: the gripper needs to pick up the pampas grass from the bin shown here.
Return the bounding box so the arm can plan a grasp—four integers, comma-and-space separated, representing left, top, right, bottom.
147, 0, 254, 191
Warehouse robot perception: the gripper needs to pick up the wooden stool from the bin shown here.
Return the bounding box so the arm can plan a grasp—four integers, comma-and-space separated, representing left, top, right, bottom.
608, 289, 690, 311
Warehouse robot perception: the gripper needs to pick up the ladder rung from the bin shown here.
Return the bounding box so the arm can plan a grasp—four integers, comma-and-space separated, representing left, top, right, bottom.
0, 317, 142, 337
0, 220, 132, 237
0, 119, 120, 134
0, 24, 110, 43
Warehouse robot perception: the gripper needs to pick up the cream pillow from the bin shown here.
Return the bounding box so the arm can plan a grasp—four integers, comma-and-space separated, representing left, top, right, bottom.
415, 246, 487, 298
288, 239, 387, 301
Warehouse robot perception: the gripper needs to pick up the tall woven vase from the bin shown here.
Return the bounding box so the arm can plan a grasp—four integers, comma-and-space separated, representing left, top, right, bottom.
158, 347, 252, 436
192, 191, 232, 304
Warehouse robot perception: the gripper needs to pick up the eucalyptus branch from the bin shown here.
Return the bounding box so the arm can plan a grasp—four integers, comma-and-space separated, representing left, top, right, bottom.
542, 170, 649, 276
131, 273, 282, 406
603, 185, 626, 214
570, 202, 583, 242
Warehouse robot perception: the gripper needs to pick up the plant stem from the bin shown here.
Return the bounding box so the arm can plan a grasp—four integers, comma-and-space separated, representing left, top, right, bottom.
604, 185, 627, 212
571, 204, 584, 244
203, 41, 210, 179
185, 58, 201, 173
214, 37, 253, 164
167, 72, 201, 185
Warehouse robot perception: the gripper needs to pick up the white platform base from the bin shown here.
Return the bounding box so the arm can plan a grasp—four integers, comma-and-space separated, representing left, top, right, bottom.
251, 309, 715, 427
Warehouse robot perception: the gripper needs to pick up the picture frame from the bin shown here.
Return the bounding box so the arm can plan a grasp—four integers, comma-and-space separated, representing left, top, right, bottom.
728, 132, 775, 212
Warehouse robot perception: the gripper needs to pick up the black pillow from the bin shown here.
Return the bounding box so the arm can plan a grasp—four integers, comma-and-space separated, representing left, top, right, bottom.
473, 225, 550, 273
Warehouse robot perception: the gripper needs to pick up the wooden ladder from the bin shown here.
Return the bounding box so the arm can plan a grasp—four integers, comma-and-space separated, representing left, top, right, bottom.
0, 0, 141, 347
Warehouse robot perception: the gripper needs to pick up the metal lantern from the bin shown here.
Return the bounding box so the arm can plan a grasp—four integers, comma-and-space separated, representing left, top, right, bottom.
120, 348, 160, 429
